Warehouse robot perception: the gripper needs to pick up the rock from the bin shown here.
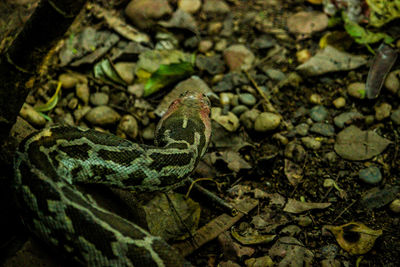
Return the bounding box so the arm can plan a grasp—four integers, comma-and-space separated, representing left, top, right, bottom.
295, 123, 309, 136
219, 92, 233, 106
195, 55, 225, 75
309, 105, 328, 122
323, 151, 337, 164
125, 0, 172, 29
142, 123, 156, 140
76, 83, 90, 105
391, 109, 400, 125
245, 256, 274, 267
332, 97, 346, 109
296, 49, 311, 63
263, 68, 286, 81
178, 0, 201, 14
231, 105, 249, 116
359, 166, 382, 185
202, 0, 230, 15
198, 40, 213, 53
208, 21, 222, 35
240, 109, 260, 129
254, 112, 281, 132
360, 185, 399, 210
127, 84, 144, 98
333, 111, 364, 128
374, 102, 392, 121
297, 46, 367, 76
389, 199, 400, 213
321, 259, 341, 267
223, 44, 255, 72
239, 93, 257, 106
384, 70, 400, 94
20, 103, 46, 127
301, 136, 321, 150
117, 115, 138, 139
211, 107, 240, 132
90, 92, 109, 106
215, 38, 228, 51
114, 62, 136, 84
347, 82, 366, 99
252, 35, 276, 50
287, 11, 328, 35
59, 73, 79, 89
214, 72, 248, 92
297, 215, 312, 227
85, 106, 121, 126
62, 113, 75, 126
73, 106, 91, 121
285, 142, 306, 163
68, 98, 79, 110
309, 93, 322, 104
310, 123, 334, 137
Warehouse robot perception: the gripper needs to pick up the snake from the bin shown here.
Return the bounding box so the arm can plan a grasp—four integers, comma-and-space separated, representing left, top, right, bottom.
13, 91, 211, 267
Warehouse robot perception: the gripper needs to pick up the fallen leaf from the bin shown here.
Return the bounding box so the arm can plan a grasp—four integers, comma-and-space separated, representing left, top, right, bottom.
231, 227, 275, 245
269, 237, 314, 266
325, 222, 382, 255
283, 199, 331, 213
34, 81, 62, 112
284, 159, 303, 186
334, 125, 391, 160
220, 150, 252, 172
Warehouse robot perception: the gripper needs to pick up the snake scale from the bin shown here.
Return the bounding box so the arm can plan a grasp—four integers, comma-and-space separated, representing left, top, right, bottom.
13, 92, 211, 266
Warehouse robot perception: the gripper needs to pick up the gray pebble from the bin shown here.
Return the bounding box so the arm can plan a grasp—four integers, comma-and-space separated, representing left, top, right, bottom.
239, 109, 260, 129
231, 105, 249, 116
310, 123, 334, 137
391, 109, 400, 125
359, 166, 382, 185
142, 123, 156, 140
90, 92, 109, 106
323, 151, 337, 164
76, 83, 90, 105
294, 123, 309, 136
73, 106, 91, 121
239, 93, 257, 106
333, 111, 364, 128
309, 105, 328, 122
263, 68, 286, 81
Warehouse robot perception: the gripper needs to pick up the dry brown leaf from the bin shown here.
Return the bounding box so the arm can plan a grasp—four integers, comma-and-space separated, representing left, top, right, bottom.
283, 199, 331, 213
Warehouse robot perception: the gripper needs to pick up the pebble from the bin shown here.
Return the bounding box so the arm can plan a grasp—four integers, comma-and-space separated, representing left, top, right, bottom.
195, 55, 225, 75
178, 0, 201, 14
323, 178, 335, 188
389, 199, 400, 213
231, 105, 249, 116
142, 123, 156, 140
251, 35, 276, 50
198, 40, 213, 53
20, 103, 46, 127
90, 92, 109, 106
310, 123, 334, 137
309, 93, 322, 104
333, 111, 363, 128
254, 112, 281, 132
239, 93, 257, 106
359, 166, 382, 185
321, 259, 341, 267
214, 38, 228, 51
301, 136, 321, 150
391, 109, 400, 125
347, 82, 366, 99
211, 107, 240, 132
76, 83, 90, 105
223, 44, 255, 72
374, 102, 392, 121
59, 73, 79, 89
202, 0, 230, 15
127, 84, 144, 98
323, 151, 337, 164
240, 109, 260, 129
116, 115, 138, 139
332, 97, 346, 109
67, 97, 79, 110
73, 106, 91, 121
296, 49, 311, 63
364, 114, 375, 125
360, 185, 399, 210
309, 105, 328, 122
85, 106, 121, 126
384, 70, 400, 94
114, 62, 136, 84
294, 123, 309, 136
125, 0, 172, 29
62, 113, 74, 126
244, 256, 274, 267
208, 21, 222, 35
263, 68, 286, 81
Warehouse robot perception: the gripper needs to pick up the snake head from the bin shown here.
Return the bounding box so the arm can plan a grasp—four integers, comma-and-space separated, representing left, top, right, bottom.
155, 91, 211, 157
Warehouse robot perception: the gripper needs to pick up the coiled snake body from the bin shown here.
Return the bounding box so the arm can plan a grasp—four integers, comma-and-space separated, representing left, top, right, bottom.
13, 92, 211, 266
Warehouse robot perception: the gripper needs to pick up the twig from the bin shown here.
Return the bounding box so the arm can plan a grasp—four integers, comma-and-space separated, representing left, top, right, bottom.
244, 70, 277, 113
333, 200, 357, 223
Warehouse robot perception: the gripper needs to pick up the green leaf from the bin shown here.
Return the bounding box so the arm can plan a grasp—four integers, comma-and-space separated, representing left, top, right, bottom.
34, 81, 62, 112
143, 61, 194, 97
93, 59, 127, 86
342, 12, 394, 46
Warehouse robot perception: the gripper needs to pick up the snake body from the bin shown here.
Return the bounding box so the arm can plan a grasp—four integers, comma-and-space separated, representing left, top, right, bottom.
13, 92, 211, 266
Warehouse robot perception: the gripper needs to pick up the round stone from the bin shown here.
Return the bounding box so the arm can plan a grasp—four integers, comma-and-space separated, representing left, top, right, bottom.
239, 93, 257, 106
254, 112, 281, 132
231, 105, 249, 116
359, 166, 382, 185
374, 102, 392, 121
294, 123, 309, 136
347, 82, 366, 99
85, 106, 121, 126
90, 92, 109, 106
309, 105, 328, 122
389, 199, 400, 213
301, 136, 321, 150
332, 97, 346, 109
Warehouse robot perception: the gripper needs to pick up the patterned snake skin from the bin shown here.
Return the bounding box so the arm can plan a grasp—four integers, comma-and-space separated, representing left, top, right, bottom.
13, 92, 211, 266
